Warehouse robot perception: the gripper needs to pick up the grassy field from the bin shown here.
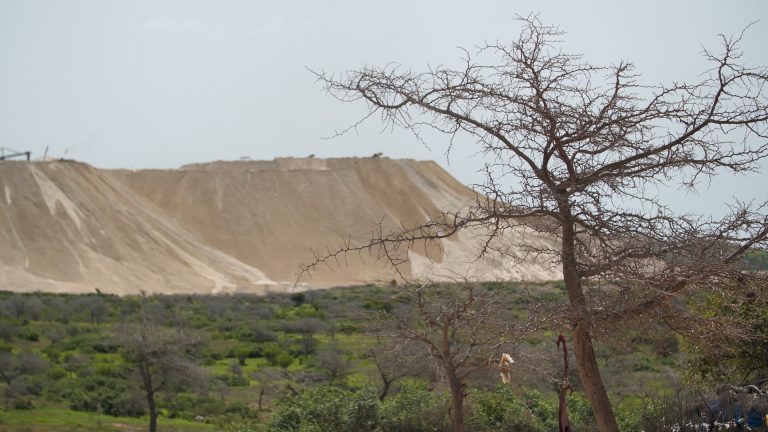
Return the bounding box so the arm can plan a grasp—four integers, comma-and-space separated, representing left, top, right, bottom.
0, 407, 215, 431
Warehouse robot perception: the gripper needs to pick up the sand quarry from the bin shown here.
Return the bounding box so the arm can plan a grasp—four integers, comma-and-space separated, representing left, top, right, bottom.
0, 157, 560, 294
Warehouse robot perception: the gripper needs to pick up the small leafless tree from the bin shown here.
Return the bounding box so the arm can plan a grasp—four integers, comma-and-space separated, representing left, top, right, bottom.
369, 340, 426, 401
306, 16, 768, 432
370, 282, 539, 432
286, 317, 325, 358
0, 351, 48, 409
74, 295, 109, 324
119, 306, 207, 432
313, 341, 352, 384
251, 367, 282, 411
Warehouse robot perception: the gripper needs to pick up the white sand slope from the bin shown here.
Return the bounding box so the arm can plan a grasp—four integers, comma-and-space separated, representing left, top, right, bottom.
0, 161, 275, 294
0, 158, 561, 294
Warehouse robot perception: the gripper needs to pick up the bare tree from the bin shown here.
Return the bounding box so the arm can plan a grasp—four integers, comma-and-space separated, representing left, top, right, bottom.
285, 317, 325, 358
313, 341, 352, 384
369, 340, 426, 401
0, 351, 48, 409
0, 294, 44, 320
119, 310, 207, 432
306, 16, 768, 432
370, 283, 538, 432
74, 295, 110, 324
251, 367, 282, 411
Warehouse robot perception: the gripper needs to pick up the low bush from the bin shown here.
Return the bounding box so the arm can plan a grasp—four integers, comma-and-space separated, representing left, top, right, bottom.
268, 386, 379, 432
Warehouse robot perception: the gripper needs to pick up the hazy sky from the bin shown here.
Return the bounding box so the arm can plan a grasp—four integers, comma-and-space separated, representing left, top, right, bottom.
1, 0, 766, 216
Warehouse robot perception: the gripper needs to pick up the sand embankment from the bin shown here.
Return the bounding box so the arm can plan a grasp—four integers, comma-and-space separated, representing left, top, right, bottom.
0, 158, 560, 294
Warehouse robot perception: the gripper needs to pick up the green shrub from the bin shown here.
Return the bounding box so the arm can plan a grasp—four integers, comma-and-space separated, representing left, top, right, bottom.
93, 361, 123, 378
467, 387, 595, 432
632, 357, 657, 372
92, 339, 120, 353
268, 386, 379, 432
262, 343, 294, 368
201, 347, 225, 363
467, 386, 550, 432
58, 332, 99, 352
290, 293, 306, 306
361, 299, 393, 313
165, 394, 231, 419
11, 398, 35, 410
43, 346, 62, 362
45, 374, 144, 417
379, 384, 446, 432
46, 366, 68, 381
216, 373, 250, 387
19, 328, 39, 342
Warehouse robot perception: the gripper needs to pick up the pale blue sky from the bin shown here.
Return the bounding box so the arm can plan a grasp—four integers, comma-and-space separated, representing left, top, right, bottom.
1, 0, 766, 216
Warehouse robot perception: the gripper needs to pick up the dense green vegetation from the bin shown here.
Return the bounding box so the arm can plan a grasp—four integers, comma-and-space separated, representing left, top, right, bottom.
0, 282, 763, 431
744, 249, 768, 271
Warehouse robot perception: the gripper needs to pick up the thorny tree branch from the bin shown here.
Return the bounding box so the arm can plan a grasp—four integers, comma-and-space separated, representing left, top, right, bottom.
300, 16, 768, 331
369, 281, 552, 384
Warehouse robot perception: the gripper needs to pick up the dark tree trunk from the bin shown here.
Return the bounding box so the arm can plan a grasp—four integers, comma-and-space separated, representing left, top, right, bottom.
0, 368, 12, 411
140, 361, 158, 432
378, 375, 393, 401
0, 368, 12, 385
447, 373, 465, 432
560, 207, 619, 432
258, 386, 265, 411
573, 320, 616, 432
147, 396, 158, 432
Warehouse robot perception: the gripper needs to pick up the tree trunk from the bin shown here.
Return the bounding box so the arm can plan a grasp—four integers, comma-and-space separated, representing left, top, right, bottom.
148, 396, 158, 432
0, 368, 12, 385
447, 373, 465, 432
140, 361, 158, 432
559, 206, 619, 432
379, 377, 392, 401
573, 320, 617, 432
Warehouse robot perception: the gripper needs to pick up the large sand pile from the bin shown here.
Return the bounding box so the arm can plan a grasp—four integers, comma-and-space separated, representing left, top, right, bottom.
0, 158, 560, 294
